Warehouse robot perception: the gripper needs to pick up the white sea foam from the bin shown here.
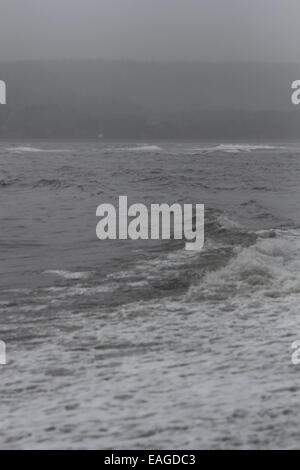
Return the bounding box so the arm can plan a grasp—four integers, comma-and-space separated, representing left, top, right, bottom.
106, 144, 162, 152
44, 270, 92, 280
128, 145, 162, 151
45, 283, 118, 297
7, 147, 70, 153
187, 229, 300, 302
192, 144, 281, 154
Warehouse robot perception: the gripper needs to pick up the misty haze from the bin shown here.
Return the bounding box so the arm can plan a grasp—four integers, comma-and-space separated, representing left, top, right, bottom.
0, 60, 300, 139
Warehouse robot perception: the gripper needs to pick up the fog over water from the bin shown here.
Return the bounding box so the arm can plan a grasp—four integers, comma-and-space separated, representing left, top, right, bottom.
0, 0, 300, 62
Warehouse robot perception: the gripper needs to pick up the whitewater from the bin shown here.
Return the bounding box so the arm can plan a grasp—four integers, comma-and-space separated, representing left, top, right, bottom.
0, 140, 300, 449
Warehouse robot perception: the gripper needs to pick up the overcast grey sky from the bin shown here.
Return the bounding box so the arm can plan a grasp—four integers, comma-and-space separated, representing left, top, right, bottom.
1, 0, 300, 62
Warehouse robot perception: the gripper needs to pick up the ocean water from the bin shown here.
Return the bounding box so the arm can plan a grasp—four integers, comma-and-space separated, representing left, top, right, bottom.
1, 140, 300, 449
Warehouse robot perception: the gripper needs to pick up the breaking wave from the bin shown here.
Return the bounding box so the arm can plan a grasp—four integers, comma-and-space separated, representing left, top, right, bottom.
106, 144, 162, 152
7, 147, 70, 153
192, 144, 284, 154
187, 229, 300, 303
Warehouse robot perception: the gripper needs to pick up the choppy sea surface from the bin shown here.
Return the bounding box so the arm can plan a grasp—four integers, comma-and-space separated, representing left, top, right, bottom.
1, 141, 300, 449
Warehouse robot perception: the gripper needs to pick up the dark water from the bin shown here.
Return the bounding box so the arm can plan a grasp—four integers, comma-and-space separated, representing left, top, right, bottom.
1, 141, 300, 449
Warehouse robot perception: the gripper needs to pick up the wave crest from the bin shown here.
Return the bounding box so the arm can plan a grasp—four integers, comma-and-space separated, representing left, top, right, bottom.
7, 147, 70, 153
193, 144, 281, 154
187, 230, 300, 302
